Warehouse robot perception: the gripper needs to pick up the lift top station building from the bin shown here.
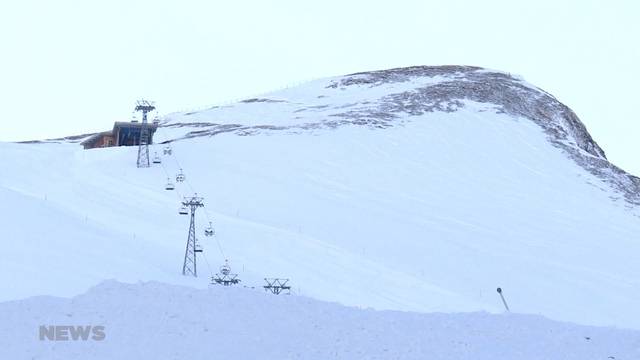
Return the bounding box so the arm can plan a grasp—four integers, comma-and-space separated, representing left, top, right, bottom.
82, 121, 159, 150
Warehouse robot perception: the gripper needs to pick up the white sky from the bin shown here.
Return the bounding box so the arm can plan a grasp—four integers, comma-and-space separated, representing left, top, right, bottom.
0, 0, 638, 174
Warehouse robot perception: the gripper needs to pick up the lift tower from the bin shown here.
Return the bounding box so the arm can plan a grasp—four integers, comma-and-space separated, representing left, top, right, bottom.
263, 278, 291, 295
134, 99, 156, 168
182, 195, 205, 276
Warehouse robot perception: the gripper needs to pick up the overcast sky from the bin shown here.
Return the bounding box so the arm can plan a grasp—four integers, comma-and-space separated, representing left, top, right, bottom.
0, 0, 638, 174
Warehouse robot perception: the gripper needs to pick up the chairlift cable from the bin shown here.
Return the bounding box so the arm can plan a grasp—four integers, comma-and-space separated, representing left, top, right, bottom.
167, 145, 228, 261
200, 247, 215, 278
158, 159, 184, 202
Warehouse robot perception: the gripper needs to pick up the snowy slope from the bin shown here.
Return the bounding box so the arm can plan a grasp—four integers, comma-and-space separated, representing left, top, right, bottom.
2, 280, 639, 360
1, 66, 639, 330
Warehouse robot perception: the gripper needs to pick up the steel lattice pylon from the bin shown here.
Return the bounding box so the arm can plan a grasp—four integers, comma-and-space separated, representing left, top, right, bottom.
135, 99, 156, 168
182, 195, 204, 276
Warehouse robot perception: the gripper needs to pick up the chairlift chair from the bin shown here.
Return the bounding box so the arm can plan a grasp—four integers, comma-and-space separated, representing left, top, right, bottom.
152, 115, 160, 125
220, 261, 231, 276
176, 169, 186, 183
204, 222, 215, 237
211, 260, 240, 286
131, 113, 139, 123
165, 178, 175, 191
152, 152, 162, 164
163, 145, 172, 156
179, 205, 189, 215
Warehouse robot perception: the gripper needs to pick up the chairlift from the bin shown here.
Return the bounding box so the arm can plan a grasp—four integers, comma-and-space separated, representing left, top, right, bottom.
163, 145, 172, 156
165, 178, 175, 191
176, 169, 186, 183
152, 115, 161, 125
204, 222, 215, 237
179, 205, 189, 215
152, 152, 162, 164
211, 260, 240, 286
131, 113, 139, 123
220, 261, 231, 276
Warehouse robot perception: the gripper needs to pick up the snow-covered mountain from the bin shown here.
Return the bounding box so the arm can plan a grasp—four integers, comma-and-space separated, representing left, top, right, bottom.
1, 65, 639, 333
162, 65, 640, 206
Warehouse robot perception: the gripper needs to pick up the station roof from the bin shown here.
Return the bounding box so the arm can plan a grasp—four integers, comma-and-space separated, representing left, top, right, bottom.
113, 122, 159, 131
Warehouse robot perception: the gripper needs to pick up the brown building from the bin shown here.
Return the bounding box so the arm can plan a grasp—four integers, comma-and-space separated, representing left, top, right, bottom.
82, 122, 158, 150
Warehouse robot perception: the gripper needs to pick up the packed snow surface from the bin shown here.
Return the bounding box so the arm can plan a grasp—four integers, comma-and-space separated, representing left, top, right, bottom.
2, 280, 639, 360
1, 66, 639, 333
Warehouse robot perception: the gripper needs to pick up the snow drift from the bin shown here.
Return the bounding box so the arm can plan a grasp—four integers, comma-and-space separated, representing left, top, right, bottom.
2, 280, 638, 360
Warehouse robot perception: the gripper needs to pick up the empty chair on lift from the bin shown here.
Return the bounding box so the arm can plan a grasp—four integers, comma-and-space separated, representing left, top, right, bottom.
152, 115, 160, 125
220, 262, 231, 276
131, 113, 139, 123
179, 205, 189, 215
165, 178, 175, 191
176, 169, 186, 183
204, 222, 215, 237
152, 152, 162, 164
163, 145, 172, 156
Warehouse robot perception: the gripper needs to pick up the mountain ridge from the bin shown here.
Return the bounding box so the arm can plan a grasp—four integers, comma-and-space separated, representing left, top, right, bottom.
162, 65, 640, 205
22, 65, 640, 206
